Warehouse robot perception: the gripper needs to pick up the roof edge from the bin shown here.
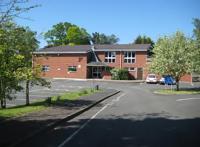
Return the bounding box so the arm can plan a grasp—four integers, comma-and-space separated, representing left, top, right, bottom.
33, 51, 88, 54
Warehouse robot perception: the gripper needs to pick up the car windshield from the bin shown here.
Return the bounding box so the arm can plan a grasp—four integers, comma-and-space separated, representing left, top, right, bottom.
148, 75, 156, 78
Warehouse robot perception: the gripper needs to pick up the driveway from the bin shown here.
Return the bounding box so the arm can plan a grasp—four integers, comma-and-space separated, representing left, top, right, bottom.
17, 80, 200, 147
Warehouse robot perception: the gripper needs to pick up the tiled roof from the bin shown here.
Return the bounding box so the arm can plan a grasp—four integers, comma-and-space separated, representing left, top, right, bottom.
94, 44, 150, 50
34, 44, 151, 54
35, 45, 90, 53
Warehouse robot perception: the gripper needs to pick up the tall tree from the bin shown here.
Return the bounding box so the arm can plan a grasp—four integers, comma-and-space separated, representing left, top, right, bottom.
192, 18, 200, 73
134, 35, 154, 57
91, 32, 119, 44
0, 0, 39, 24
44, 22, 74, 47
66, 26, 90, 45
0, 23, 24, 108
193, 18, 200, 41
16, 26, 50, 105
0, 23, 50, 108
150, 31, 195, 91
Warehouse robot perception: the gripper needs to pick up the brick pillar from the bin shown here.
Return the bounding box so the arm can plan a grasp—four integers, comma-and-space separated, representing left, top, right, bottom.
120, 51, 122, 69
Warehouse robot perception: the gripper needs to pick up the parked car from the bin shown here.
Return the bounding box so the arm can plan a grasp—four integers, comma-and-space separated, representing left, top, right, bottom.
159, 75, 176, 85
159, 77, 165, 85
146, 74, 158, 84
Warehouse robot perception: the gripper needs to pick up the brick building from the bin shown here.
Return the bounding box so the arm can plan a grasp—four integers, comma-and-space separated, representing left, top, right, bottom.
33, 44, 150, 80
33, 44, 194, 82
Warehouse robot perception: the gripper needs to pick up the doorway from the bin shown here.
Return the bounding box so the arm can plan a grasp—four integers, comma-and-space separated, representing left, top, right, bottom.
92, 67, 102, 78
137, 68, 143, 80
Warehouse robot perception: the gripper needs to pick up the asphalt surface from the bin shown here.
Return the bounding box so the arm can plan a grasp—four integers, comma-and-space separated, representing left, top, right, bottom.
7, 79, 93, 107
17, 80, 200, 147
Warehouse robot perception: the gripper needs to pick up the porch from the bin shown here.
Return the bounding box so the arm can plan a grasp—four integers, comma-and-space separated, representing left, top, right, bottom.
87, 62, 111, 79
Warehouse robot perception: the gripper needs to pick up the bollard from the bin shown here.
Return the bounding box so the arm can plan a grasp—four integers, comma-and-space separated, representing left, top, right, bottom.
95, 84, 99, 90
46, 97, 52, 105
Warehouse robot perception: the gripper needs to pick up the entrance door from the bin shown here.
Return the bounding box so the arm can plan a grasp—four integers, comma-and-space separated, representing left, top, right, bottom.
92, 67, 102, 78
137, 68, 143, 80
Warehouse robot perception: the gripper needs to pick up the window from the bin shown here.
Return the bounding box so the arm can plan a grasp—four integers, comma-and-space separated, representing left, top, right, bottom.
128, 67, 135, 71
68, 66, 77, 72
124, 51, 135, 63
42, 65, 50, 72
125, 67, 135, 72
105, 52, 116, 63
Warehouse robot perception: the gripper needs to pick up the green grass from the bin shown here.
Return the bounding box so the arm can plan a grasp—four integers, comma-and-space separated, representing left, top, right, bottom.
154, 89, 200, 95
0, 102, 46, 118
0, 88, 100, 118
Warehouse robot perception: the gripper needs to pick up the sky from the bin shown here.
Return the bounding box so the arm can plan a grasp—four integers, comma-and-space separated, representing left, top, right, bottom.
16, 0, 200, 48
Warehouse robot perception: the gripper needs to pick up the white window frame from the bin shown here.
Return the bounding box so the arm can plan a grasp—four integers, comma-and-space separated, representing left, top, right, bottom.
105, 52, 116, 63
124, 51, 136, 63
128, 67, 135, 71
68, 66, 77, 72
42, 65, 50, 72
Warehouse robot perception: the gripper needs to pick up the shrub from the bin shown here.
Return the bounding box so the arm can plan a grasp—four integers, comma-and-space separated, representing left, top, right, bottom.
79, 89, 88, 96
111, 68, 129, 80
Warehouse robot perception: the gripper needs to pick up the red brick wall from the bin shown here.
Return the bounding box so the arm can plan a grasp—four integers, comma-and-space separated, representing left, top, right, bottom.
33, 54, 87, 79
96, 51, 147, 79
180, 74, 192, 83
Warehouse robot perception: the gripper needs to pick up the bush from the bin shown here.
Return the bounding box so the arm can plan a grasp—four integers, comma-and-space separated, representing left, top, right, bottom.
111, 68, 129, 80
79, 89, 88, 96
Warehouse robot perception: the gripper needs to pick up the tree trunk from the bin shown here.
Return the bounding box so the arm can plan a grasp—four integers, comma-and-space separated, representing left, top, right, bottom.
3, 97, 6, 108
1, 91, 6, 108
26, 80, 30, 106
176, 79, 180, 91
1, 97, 6, 108
0, 99, 3, 108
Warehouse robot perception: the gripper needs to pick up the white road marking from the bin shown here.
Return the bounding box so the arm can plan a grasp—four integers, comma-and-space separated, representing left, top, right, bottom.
176, 98, 200, 101
57, 93, 126, 147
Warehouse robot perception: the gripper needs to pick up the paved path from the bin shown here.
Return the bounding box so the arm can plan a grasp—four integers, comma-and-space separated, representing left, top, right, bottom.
0, 89, 118, 147
15, 81, 200, 147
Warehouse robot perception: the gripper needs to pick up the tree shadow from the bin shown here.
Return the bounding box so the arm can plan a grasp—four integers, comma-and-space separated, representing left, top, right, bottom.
49, 115, 200, 147
2, 112, 199, 147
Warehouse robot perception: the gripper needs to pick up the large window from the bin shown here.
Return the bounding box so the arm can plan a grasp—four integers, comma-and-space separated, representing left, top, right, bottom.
105, 52, 116, 63
68, 66, 77, 72
42, 65, 50, 72
124, 51, 135, 63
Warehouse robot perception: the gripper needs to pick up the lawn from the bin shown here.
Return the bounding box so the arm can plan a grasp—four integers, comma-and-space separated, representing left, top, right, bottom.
154, 89, 200, 95
0, 88, 100, 118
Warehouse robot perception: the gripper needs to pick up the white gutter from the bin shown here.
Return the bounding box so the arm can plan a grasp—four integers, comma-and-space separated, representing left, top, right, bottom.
33, 51, 88, 54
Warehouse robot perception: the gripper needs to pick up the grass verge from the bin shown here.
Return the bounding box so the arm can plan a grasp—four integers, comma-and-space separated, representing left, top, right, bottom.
0, 88, 100, 118
154, 89, 200, 95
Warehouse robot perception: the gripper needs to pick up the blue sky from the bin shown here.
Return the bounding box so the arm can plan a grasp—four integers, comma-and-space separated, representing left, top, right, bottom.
16, 0, 200, 47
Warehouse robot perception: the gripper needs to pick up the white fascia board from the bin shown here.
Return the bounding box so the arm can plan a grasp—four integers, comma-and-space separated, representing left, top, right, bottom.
94, 49, 147, 52
33, 51, 87, 54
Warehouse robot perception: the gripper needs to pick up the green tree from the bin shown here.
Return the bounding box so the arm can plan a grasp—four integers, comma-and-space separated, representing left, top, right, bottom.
0, 23, 50, 108
193, 18, 200, 41
150, 31, 195, 91
66, 26, 90, 45
91, 32, 119, 44
0, 23, 24, 108
134, 35, 154, 57
44, 22, 74, 47
192, 18, 200, 73
15, 26, 50, 105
